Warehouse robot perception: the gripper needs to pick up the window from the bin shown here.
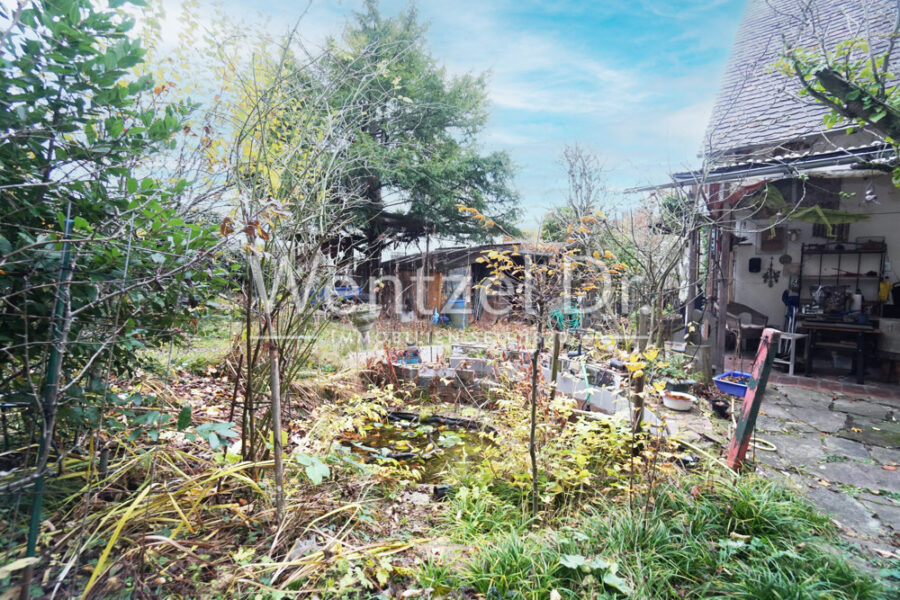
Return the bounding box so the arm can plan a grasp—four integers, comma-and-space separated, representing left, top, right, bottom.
811, 222, 850, 241
758, 226, 786, 253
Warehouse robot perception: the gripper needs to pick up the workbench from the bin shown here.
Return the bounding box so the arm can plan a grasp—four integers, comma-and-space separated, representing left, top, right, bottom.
798, 320, 881, 385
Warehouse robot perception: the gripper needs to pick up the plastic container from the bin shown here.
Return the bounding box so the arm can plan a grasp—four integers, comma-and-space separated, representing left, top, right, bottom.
663, 378, 697, 393
713, 371, 751, 398
662, 391, 697, 411
447, 298, 468, 329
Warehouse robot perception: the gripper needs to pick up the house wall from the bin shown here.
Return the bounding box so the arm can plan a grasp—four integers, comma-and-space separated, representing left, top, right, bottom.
731, 174, 900, 329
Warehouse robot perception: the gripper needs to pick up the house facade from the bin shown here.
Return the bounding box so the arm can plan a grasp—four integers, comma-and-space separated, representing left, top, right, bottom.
670, 0, 900, 377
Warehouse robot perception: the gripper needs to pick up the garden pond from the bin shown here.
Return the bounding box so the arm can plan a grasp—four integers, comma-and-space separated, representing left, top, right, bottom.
339, 411, 495, 483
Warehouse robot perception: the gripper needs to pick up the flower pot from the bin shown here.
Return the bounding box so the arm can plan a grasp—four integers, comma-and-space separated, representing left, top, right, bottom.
347, 305, 381, 345
663, 378, 697, 393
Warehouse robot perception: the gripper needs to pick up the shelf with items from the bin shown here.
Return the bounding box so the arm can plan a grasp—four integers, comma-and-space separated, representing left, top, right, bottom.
801, 275, 881, 281
802, 241, 886, 255
798, 241, 886, 318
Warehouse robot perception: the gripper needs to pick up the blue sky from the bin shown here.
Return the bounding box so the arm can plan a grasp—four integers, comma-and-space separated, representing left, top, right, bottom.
160, 0, 747, 228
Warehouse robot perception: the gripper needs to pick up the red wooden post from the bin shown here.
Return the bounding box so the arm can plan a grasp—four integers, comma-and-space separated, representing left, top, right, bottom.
725, 327, 781, 471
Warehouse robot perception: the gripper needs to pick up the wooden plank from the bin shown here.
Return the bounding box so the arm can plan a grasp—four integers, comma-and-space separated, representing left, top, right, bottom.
427, 272, 442, 312
726, 327, 781, 471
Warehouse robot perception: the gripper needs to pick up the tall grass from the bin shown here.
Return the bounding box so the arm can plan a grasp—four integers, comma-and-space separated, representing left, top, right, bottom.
420, 475, 887, 600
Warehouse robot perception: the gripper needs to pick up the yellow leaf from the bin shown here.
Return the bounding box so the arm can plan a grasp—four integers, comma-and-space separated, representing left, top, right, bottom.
82, 484, 154, 598
643, 348, 659, 361
0, 557, 39, 579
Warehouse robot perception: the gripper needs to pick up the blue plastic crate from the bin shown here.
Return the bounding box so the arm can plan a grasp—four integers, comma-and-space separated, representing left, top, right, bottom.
713, 371, 751, 398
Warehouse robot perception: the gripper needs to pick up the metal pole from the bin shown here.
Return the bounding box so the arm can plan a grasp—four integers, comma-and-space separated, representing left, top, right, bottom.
22, 214, 74, 598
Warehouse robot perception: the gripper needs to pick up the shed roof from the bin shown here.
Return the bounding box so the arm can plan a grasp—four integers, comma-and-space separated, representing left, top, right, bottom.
382, 241, 566, 272
705, 0, 897, 160
627, 142, 895, 192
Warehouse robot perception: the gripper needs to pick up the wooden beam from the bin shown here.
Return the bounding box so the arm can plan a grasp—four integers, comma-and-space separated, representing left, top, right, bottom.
725, 327, 781, 471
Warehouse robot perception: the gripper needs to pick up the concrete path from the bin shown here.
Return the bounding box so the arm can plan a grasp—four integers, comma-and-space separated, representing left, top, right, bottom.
750, 385, 899, 560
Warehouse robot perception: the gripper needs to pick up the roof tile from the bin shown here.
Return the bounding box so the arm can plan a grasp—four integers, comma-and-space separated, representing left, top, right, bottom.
705, 0, 897, 160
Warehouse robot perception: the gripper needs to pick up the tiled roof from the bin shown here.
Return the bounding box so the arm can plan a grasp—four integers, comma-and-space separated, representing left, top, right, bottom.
705, 0, 897, 160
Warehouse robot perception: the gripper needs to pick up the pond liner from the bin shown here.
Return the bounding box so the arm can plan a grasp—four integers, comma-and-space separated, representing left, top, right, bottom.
385, 410, 496, 433
348, 441, 434, 462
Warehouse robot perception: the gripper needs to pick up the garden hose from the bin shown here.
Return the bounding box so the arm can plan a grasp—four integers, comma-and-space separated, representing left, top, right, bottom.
749, 437, 777, 452
673, 438, 737, 476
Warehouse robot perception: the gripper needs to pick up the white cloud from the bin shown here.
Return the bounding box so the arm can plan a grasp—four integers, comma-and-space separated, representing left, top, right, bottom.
127, 0, 736, 218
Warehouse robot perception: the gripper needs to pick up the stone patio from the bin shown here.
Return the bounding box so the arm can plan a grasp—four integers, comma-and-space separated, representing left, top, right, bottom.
738, 384, 899, 560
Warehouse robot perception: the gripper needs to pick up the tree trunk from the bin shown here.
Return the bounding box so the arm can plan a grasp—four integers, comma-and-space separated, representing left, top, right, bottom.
686, 227, 699, 328
266, 337, 284, 524
360, 174, 384, 293
814, 68, 900, 141
249, 255, 284, 523
637, 305, 651, 351
243, 279, 254, 465
529, 320, 545, 517
631, 372, 645, 436
547, 332, 562, 406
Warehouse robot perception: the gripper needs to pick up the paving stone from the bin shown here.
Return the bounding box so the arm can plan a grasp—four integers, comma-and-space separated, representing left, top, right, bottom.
857, 495, 900, 531
759, 432, 826, 466
758, 403, 796, 420
805, 486, 882, 537
822, 436, 872, 462
868, 466, 900, 494
831, 398, 891, 421
869, 445, 900, 465
755, 415, 788, 432
837, 419, 900, 449
755, 468, 810, 493
753, 447, 789, 469
817, 462, 900, 494
858, 491, 900, 506
778, 386, 833, 409
781, 420, 818, 433
758, 403, 817, 432
783, 405, 847, 433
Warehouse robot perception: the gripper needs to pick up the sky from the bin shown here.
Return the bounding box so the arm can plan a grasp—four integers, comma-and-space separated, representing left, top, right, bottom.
153, 0, 748, 229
